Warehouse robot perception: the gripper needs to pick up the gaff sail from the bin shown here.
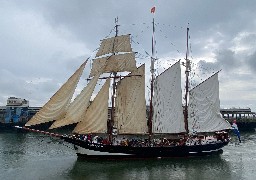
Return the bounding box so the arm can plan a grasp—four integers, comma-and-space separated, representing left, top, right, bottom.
188, 73, 231, 132
153, 61, 185, 134
115, 64, 148, 134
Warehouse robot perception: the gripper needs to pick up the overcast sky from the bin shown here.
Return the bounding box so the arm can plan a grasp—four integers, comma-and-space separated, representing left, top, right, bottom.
0, 0, 255, 112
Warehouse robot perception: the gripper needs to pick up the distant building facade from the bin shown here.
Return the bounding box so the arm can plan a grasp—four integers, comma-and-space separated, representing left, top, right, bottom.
0, 97, 41, 126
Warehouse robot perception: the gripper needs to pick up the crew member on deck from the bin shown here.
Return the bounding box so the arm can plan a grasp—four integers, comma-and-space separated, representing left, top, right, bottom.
232, 119, 241, 143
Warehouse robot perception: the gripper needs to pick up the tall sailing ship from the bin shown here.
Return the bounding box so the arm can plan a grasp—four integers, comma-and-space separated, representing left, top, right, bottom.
22, 20, 232, 159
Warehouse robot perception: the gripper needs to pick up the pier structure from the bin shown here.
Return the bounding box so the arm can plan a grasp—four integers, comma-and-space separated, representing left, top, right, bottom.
220, 108, 256, 120
220, 108, 256, 130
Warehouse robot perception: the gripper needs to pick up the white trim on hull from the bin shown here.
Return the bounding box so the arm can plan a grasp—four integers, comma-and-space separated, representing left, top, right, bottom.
188, 148, 222, 154
75, 145, 133, 156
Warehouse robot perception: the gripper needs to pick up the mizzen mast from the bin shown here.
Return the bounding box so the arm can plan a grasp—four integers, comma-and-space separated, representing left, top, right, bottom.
184, 27, 190, 133
149, 15, 156, 138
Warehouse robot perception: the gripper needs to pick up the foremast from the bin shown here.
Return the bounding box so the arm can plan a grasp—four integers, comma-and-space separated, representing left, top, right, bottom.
108, 18, 120, 142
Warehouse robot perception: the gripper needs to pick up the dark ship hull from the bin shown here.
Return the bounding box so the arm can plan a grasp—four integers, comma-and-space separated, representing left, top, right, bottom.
62, 136, 229, 159
0, 122, 29, 133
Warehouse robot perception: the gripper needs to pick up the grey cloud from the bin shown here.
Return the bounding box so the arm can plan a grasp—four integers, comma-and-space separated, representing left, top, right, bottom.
195, 49, 238, 77
214, 49, 238, 70
248, 51, 256, 72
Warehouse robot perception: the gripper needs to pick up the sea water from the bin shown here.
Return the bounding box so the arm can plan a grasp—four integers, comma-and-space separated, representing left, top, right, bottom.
0, 130, 255, 180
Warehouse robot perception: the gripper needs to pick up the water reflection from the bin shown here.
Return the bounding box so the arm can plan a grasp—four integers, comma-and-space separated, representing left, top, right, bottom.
0, 131, 27, 169
0, 131, 77, 180
223, 132, 256, 180
69, 155, 232, 180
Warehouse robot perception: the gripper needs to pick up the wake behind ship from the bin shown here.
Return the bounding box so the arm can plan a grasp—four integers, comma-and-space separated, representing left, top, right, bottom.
22, 19, 232, 159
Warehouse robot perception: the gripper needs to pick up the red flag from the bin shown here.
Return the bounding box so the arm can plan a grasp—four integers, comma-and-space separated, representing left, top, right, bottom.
151, 6, 155, 13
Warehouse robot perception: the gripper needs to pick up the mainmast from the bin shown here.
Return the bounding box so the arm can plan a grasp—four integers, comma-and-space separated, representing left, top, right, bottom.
149, 17, 156, 138
184, 27, 190, 133
108, 17, 120, 142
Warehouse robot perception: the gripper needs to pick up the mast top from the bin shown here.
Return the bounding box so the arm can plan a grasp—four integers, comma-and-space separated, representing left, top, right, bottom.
115, 17, 120, 37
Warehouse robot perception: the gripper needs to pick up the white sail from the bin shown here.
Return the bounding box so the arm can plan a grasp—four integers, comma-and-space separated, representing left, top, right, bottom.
26, 61, 87, 126
96, 34, 132, 57
90, 53, 137, 77
73, 78, 110, 134
153, 61, 185, 134
188, 73, 231, 132
115, 64, 148, 134
49, 74, 100, 129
